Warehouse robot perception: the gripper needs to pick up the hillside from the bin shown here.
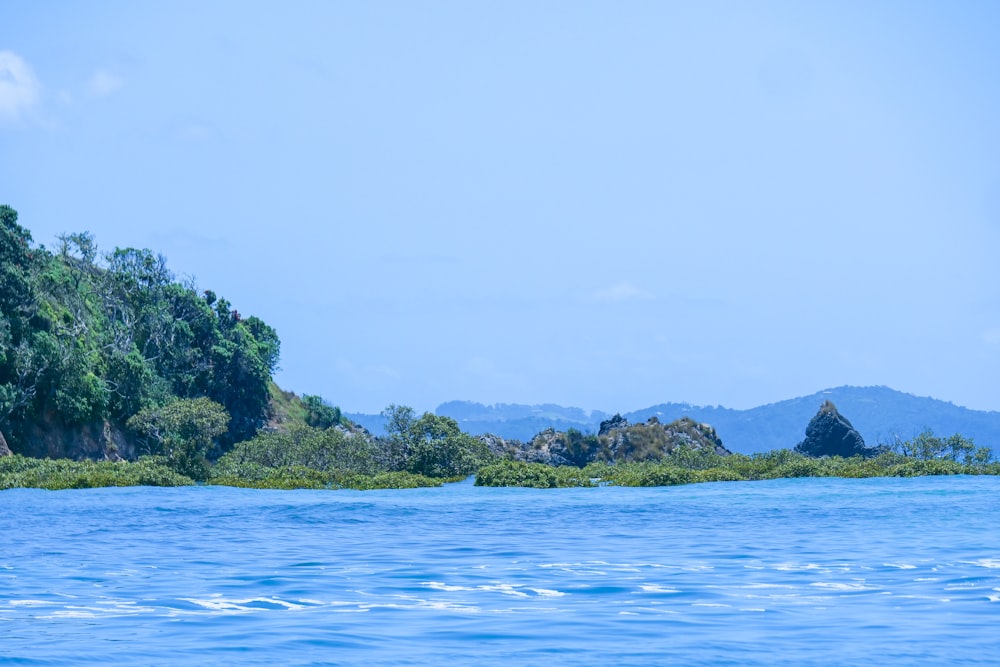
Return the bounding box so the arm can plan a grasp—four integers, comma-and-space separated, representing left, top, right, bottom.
0, 206, 280, 459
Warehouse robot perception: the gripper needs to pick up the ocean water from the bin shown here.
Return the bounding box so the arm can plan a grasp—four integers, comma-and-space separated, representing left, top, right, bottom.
2, 476, 999, 666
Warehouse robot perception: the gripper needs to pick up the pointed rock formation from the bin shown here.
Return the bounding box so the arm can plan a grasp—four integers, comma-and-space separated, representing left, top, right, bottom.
795, 400, 870, 457
598, 414, 628, 436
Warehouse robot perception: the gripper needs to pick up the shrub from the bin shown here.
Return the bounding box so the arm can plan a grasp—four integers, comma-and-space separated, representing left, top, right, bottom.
693, 468, 744, 483
207, 466, 445, 490
127, 397, 230, 481
888, 458, 965, 477
603, 462, 694, 487
891, 430, 994, 464
475, 460, 558, 488
0, 454, 194, 490
217, 424, 380, 475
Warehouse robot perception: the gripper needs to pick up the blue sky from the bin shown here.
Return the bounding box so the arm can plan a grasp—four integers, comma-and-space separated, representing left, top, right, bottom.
2, 1, 999, 414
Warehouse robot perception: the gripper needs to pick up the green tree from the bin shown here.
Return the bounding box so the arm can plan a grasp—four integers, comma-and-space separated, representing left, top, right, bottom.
206, 315, 280, 444
99, 247, 173, 356
892, 430, 992, 465
405, 412, 493, 478
0, 205, 35, 319
0, 206, 40, 432
217, 423, 379, 475
379, 405, 493, 475
127, 397, 230, 480
380, 404, 415, 470
303, 394, 342, 429
0, 208, 281, 456
559, 427, 600, 467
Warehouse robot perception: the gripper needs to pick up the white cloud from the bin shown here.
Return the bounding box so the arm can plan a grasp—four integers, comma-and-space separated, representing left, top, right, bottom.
0, 50, 40, 121
86, 69, 123, 97
589, 282, 654, 304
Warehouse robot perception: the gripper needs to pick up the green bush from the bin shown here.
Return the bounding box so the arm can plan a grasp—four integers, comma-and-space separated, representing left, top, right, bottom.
382, 408, 495, 478
337, 471, 446, 490
475, 460, 558, 488
887, 458, 965, 477
210, 465, 329, 490
605, 462, 694, 487
474, 441, 998, 488
769, 457, 828, 479
0, 454, 194, 490
127, 397, 230, 481
207, 466, 445, 490
891, 430, 993, 465
217, 424, 380, 475
692, 467, 744, 483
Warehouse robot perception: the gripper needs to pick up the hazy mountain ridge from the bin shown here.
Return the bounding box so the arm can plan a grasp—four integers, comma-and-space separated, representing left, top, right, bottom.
435, 401, 610, 425
348, 386, 1000, 454
625, 386, 1000, 453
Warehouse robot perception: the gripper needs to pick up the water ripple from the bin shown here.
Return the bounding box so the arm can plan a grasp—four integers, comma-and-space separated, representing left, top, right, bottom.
2, 477, 999, 665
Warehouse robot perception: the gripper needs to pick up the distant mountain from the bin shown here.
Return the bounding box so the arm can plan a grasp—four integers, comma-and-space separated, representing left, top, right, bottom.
343, 411, 388, 435
435, 400, 610, 425
344, 402, 610, 442
433, 401, 610, 441
624, 386, 1000, 454
346, 387, 1000, 455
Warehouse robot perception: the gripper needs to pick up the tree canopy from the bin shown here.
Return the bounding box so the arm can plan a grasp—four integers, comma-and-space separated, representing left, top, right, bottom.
0, 206, 279, 453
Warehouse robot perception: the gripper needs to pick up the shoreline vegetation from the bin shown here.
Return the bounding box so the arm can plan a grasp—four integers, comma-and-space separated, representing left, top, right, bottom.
3, 448, 999, 492
2, 205, 998, 491
3, 432, 998, 492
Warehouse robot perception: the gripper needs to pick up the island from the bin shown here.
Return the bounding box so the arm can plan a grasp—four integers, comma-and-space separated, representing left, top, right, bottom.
2, 205, 997, 490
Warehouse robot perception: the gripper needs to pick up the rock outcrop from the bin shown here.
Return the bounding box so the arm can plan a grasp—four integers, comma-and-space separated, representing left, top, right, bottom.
599, 414, 628, 436
599, 416, 730, 463
523, 428, 574, 466
794, 400, 871, 457
485, 416, 731, 467
16, 420, 134, 461
477, 433, 519, 459
0, 430, 11, 457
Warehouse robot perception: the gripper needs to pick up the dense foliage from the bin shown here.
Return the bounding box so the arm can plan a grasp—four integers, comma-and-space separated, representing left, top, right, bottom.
209, 467, 449, 491
1, 407, 996, 491
0, 207, 279, 454
381, 405, 495, 476
0, 454, 194, 490
476, 446, 1000, 488
127, 397, 230, 480
205, 410, 492, 488
0, 451, 447, 491
214, 424, 381, 476
887, 429, 991, 465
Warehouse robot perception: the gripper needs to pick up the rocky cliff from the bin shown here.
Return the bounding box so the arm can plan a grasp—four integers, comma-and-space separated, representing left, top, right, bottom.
15, 420, 135, 461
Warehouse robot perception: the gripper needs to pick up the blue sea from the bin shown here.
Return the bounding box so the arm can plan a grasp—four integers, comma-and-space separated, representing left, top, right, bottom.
3, 476, 999, 666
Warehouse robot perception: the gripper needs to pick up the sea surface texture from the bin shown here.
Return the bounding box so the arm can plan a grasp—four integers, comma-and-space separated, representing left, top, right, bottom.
3, 476, 1000, 666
